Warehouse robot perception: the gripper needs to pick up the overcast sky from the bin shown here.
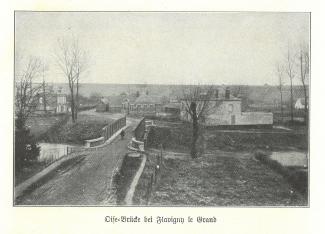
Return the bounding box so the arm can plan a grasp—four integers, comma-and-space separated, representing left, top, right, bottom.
15, 12, 309, 85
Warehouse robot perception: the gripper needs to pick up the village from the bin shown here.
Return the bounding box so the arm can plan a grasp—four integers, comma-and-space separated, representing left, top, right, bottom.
14, 12, 309, 206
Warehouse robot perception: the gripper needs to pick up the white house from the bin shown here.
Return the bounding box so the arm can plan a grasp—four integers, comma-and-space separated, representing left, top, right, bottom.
180, 88, 273, 126
295, 98, 306, 110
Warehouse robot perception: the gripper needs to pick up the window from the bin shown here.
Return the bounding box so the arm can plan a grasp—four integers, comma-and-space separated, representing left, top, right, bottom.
228, 104, 234, 113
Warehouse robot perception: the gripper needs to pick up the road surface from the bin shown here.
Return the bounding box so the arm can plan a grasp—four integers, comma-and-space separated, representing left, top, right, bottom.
16, 117, 139, 206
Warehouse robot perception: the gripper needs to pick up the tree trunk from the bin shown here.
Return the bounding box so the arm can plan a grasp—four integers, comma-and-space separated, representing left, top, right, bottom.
75, 79, 79, 121
69, 80, 75, 123
303, 86, 308, 124
300, 52, 308, 124
190, 102, 198, 158
280, 88, 283, 122
42, 80, 47, 114
290, 78, 294, 122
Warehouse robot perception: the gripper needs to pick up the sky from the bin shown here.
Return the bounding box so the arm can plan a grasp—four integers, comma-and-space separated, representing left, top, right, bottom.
15, 12, 310, 85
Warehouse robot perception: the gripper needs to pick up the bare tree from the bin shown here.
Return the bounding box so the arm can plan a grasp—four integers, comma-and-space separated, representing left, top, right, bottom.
15, 56, 42, 129
41, 63, 49, 113
55, 37, 88, 122
299, 45, 309, 123
276, 63, 285, 122
285, 46, 296, 122
182, 85, 214, 158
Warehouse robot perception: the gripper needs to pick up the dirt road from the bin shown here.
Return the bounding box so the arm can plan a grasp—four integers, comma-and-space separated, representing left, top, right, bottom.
16, 117, 139, 206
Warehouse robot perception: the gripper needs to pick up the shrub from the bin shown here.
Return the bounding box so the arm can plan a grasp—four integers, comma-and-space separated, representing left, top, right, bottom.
15, 125, 40, 170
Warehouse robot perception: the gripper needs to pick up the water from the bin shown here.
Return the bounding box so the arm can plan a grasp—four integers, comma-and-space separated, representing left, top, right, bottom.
270, 151, 308, 167
38, 143, 76, 163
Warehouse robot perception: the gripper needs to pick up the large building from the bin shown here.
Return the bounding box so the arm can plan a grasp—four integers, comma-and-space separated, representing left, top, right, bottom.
180, 88, 273, 127
122, 92, 164, 115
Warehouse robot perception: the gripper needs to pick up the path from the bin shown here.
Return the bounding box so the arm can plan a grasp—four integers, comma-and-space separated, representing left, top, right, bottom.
16, 117, 140, 206
124, 154, 147, 205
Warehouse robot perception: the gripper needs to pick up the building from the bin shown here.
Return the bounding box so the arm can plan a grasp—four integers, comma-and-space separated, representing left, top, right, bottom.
122, 92, 164, 115
96, 98, 109, 112
163, 102, 181, 116
180, 88, 273, 127
35, 88, 68, 114
295, 98, 307, 110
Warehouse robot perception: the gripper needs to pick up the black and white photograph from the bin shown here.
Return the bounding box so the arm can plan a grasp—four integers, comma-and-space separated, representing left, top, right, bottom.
13, 11, 310, 207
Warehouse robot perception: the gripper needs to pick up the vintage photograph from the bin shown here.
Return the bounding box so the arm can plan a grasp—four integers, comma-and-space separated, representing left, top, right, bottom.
14, 12, 309, 206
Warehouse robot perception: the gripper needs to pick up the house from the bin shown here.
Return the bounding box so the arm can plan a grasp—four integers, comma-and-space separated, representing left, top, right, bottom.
180, 88, 273, 127
35, 88, 68, 114
295, 98, 307, 110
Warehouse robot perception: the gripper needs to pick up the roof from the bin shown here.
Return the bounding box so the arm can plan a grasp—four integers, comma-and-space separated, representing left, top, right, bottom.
180, 89, 240, 101
107, 95, 125, 106
164, 102, 181, 109
100, 97, 109, 105
133, 94, 163, 104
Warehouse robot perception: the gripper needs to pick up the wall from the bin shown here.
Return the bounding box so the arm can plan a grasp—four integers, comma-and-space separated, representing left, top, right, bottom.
237, 112, 273, 125
205, 112, 273, 126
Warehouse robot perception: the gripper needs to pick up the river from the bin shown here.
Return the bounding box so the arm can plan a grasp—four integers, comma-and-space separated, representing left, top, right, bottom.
270, 151, 308, 167
38, 143, 78, 163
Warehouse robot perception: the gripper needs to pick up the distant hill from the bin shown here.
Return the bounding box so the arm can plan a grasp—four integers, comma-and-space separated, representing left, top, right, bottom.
49, 83, 308, 106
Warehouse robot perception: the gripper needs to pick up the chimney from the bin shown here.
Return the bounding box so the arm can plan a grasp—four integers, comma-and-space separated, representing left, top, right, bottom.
225, 88, 230, 99
215, 89, 219, 99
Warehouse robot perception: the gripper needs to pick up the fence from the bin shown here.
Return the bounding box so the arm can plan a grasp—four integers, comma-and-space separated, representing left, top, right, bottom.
102, 116, 127, 142
145, 145, 164, 205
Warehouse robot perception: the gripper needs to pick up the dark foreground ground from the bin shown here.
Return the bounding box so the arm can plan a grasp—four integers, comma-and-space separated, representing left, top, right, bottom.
133, 149, 307, 206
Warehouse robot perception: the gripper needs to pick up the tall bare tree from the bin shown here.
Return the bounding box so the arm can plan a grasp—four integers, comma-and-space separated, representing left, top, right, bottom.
299, 45, 309, 123
55, 37, 88, 122
285, 46, 296, 122
15, 56, 42, 129
276, 63, 285, 122
41, 63, 49, 113
182, 85, 214, 158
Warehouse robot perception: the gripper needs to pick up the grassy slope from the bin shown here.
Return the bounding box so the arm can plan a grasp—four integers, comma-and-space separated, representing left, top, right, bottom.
40, 112, 115, 145
134, 151, 307, 206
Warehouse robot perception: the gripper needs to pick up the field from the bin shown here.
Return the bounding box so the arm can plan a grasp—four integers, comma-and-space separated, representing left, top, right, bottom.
133, 150, 307, 206
133, 118, 308, 206
147, 121, 308, 152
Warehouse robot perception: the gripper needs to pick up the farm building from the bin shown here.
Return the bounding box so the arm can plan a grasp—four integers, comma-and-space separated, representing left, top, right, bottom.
180, 88, 273, 127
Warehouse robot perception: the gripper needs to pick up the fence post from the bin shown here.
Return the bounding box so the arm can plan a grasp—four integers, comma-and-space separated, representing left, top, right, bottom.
146, 174, 154, 205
